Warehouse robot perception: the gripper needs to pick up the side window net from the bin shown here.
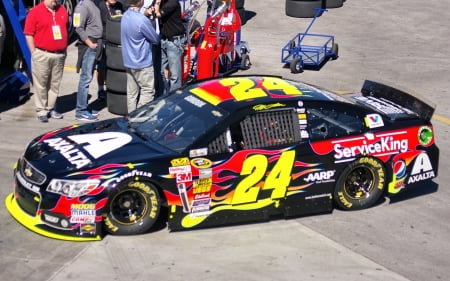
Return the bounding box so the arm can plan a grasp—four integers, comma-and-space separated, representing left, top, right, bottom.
208, 130, 231, 154
241, 109, 301, 149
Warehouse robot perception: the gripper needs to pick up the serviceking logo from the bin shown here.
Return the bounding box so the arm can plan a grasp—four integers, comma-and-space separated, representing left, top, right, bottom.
334, 132, 408, 162
407, 153, 435, 184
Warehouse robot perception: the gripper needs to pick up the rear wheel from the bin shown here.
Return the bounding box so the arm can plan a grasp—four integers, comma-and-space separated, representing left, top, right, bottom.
334, 157, 386, 210
290, 57, 302, 73
104, 180, 161, 235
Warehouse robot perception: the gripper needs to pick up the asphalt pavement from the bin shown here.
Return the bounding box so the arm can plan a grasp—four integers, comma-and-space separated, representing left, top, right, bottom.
1, 0, 449, 281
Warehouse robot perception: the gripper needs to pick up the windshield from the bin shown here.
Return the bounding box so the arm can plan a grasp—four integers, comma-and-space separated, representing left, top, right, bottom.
128, 93, 228, 152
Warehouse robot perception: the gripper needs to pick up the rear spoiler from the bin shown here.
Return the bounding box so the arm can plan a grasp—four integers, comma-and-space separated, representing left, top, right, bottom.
361, 80, 436, 122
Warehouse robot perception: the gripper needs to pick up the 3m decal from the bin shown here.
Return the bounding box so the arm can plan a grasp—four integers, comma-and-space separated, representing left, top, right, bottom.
232, 150, 296, 204
407, 153, 435, 184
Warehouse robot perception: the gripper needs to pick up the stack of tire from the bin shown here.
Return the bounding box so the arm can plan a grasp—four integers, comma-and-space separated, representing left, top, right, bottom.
235, 0, 246, 25
286, 0, 344, 18
105, 15, 128, 116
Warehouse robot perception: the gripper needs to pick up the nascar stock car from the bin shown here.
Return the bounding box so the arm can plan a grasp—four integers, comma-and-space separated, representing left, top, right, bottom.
5, 75, 439, 241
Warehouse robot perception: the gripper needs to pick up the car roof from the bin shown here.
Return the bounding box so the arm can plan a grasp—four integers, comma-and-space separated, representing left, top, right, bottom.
182, 75, 343, 112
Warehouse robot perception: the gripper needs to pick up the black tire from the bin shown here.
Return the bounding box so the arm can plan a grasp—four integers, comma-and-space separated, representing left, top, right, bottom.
331, 42, 339, 60
290, 57, 302, 73
105, 15, 123, 45
63, 0, 78, 39
235, 0, 245, 9
106, 68, 127, 93
104, 180, 161, 235
237, 7, 246, 25
334, 157, 386, 210
326, 0, 344, 8
105, 43, 125, 71
285, 0, 322, 18
240, 53, 251, 70
107, 90, 128, 116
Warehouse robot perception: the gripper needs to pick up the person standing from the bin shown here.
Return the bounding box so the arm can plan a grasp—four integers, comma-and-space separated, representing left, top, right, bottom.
157, 0, 186, 95
121, 0, 159, 112
24, 0, 68, 123
96, 0, 124, 100
74, 0, 103, 121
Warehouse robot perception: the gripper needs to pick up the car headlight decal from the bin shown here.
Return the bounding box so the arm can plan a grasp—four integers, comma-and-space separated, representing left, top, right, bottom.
47, 179, 100, 197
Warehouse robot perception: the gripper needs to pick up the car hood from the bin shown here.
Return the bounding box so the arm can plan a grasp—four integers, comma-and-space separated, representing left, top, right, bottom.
23, 118, 174, 175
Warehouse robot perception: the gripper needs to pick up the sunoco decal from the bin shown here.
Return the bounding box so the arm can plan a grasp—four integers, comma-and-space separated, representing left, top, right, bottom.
418, 126, 433, 146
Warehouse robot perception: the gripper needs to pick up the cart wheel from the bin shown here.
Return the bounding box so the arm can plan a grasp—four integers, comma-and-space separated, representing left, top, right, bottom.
290, 57, 303, 73
240, 53, 251, 70
331, 43, 339, 60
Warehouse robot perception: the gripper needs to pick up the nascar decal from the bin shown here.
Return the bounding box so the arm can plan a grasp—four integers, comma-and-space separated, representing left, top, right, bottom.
163, 148, 321, 228
43, 133, 132, 169
189, 77, 303, 106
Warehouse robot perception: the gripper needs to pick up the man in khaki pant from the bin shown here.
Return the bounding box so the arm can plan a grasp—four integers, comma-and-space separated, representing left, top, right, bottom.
24, 0, 69, 122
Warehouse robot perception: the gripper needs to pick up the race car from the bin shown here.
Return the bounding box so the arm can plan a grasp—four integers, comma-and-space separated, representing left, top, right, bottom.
5, 75, 439, 241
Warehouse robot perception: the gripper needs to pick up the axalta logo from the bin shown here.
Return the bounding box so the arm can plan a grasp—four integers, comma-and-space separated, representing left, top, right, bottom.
407, 153, 435, 184
304, 170, 336, 183
334, 136, 408, 161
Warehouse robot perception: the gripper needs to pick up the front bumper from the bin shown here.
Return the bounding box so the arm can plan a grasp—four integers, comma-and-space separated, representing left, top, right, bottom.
5, 193, 102, 241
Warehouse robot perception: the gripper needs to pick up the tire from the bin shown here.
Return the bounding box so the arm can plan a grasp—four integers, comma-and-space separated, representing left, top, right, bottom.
237, 7, 247, 25
331, 42, 339, 60
105, 43, 125, 71
235, 0, 245, 9
107, 90, 128, 116
290, 57, 302, 73
240, 53, 251, 70
334, 157, 386, 210
326, 0, 344, 8
62, 0, 78, 39
105, 15, 123, 45
106, 68, 127, 93
103, 180, 161, 235
285, 0, 322, 18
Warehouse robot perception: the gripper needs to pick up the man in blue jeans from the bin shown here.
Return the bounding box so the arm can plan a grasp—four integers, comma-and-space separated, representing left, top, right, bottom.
156, 0, 186, 95
74, 0, 103, 121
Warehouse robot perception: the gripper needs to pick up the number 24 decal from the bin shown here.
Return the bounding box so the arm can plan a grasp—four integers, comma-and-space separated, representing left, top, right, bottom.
231, 150, 296, 205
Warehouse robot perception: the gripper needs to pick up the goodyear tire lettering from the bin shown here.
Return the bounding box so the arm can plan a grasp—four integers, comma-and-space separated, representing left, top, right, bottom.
104, 180, 161, 235
334, 157, 386, 211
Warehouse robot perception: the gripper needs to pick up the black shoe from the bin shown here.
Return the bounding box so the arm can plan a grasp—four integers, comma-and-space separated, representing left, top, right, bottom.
98, 90, 106, 101
38, 115, 48, 123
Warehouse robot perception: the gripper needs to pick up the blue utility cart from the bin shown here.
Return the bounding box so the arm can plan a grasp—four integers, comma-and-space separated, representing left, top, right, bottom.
281, 8, 338, 73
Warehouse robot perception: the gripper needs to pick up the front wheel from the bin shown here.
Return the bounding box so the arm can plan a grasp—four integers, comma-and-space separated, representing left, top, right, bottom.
334, 157, 386, 210
103, 180, 161, 235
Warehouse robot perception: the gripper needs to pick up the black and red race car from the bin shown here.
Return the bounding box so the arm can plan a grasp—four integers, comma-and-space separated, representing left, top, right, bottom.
5, 75, 439, 241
